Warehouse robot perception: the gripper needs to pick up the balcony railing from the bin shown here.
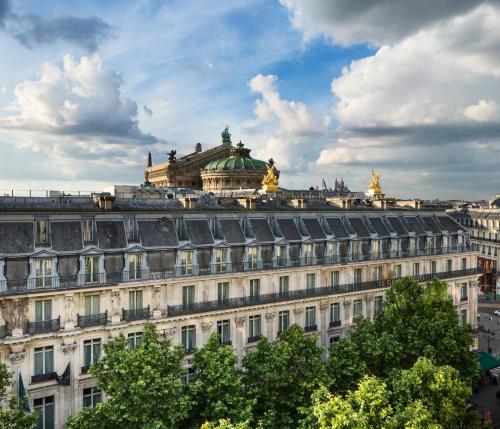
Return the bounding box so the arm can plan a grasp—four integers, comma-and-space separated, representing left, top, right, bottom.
123, 306, 150, 322
167, 268, 483, 317
0, 245, 473, 296
248, 335, 262, 343
329, 320, 342, 328
77, 312, 107, 328
27, 317, 60, 335
304, 324, 318, 332
31, 372, 58, 383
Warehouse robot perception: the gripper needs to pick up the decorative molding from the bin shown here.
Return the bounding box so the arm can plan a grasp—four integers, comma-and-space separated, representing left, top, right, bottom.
234, 316, 246, 327
293, 308, 304, 317
9, 352, 25, 365
152, 286, 161, 311
469, 280, 479, 288
201, 321, 213, 332
61, 343, 77, 354
265, 312, 276, 321
343, 300, 352, 308
64, 295, 75, 324
165, 327, 177, 337
319, 302, 329, 312
111, 290, 121, 317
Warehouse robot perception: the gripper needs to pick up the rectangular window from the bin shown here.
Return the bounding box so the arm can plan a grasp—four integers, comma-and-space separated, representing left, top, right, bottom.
409, 238, 417, 255
460, 309, 467, 326
354, 268, 362, 284
461, 283, 468, 300
34, 396, 54, 429
181, 325, 196, 352
35, 259, 52, 288
181, 367, 196, 385
276, 245, 287, 266
84, 256, 100, 283
413, 263, 420, 277
374, 296, 383, 315
180, 251, 193, 275
248, 247, 258, 269
446, 259, 452, 272
374, 266, 383, 281
125, 218, 136, 241
279, 276, 289, 296
305, 306, 316, 329
217, 320, 231, 344
34, 346, 54, 376
431, 261, 437, 275
372, 240, 382, 258
215, 248, 228, 272
327, 242, 337, 262
129, 290, 143, 310
278, 310, 289, 333
129, 254, 143, 280
306, 273, 315, 290
351, 241, 361, 260
35, 220, 49, 243
303, 243, 313, 264
250, 279, 260, 301
461, 258, 467, 270
83, 387, 102, 408
182, 285, 195, 308
83, 339, 101, 371
35, 300, 52, 322
128, 332, 143, 350
217, 282, 229, 305
353, 299, 362, 320
330, 303, 340, 325
82, 219, 93, 242
248, 315, 261, 340
331, 271, 339, 287
85, 295, 100, 315
394, 264, 402, 278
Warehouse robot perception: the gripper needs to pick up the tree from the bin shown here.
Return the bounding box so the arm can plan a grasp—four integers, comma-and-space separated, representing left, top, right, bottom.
200, 419, 249, 429
0, 362, 38, 429
242, 325, 325, 428
66, 324, 190, 429
347, 277, 478, 383
185, 333, 252, 428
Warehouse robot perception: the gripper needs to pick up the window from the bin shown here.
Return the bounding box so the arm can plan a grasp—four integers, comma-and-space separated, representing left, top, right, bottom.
329, 336, 341, 344
128, 332, 143, 350
34, 346, 54, 376
353, 299, 362, 320
326, 242, 337, 260
250, 279, 260, 301
278, 310, 289, 333
446, 259, 452, 272
34, 396, 54, 429
129, 290, 143, 310
276, 245, 287, 266
181, 367, 196, 385
82, 219, 93, 242
460, 309, 467, 326
35, 220, 49, 243
331, 271, 339, 287
330, 303, 340, 326
461, 258, 467, 270
125, 218, 136, 241
305, 306, 316, 329
35, 300, 52, 322
306, 273, 315, 290
129, 254, 143, 280
218, 282, 229, 305
84, 256, 100, 283
83, 387, 101, 408
394, 264, 402, 278
461, 283, 468, 300
181, 325, 196, 352
35, 259, 52, 288
180, 251, 193, 275
409, 238, 417, 255
351, 241, 361, 260
83, 339, 101, 372
374, 266, 383, 281
217, 320, 230, 344
372, 240, 382, 258
354, 268, 362, 284
182, 285, 195, 308
85, 295, 100, 315
215, 248, 228, 272
374, 296, 383, 315
279, 276, 289, 295
391, 239, 400, 256
431, 261, 437, 275
303, 243, 313, 264
413, 263, 420, 277
247, 247, 258, 269
248, 315, 261, 340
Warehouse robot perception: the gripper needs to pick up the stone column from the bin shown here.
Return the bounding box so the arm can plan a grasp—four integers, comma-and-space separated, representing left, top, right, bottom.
234, 316, 246, 360
319, 302, 329, 348
343, 300, 352, 326
265, 312, 276, 340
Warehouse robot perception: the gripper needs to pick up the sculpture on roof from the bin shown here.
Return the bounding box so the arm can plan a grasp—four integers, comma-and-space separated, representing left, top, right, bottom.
262, 160, 280, 192
168, 150, 177, 162
221, 125, 232, 144
368, 170, 383, 197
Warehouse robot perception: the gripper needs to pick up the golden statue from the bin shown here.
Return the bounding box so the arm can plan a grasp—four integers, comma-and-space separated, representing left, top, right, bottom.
369, 170, 382, 195
262, 158, 279, 192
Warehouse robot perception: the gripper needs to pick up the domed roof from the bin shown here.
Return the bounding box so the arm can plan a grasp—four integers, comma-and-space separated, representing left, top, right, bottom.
490, 195, 500, 208
202, 141, 267, 173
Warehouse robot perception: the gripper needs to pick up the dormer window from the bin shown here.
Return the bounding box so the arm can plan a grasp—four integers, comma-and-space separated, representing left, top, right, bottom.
82, 219, 94, 242
180, 251, 193, 276
84, 256, 100, 283
351, 241, 361, 261
35, 259, 52, 288
35, 220, 49, 244
276, 245, 287, 267
247, 247, 258, 269
215, 248, 228, 273
303, 244, 313, 265
129, 254, 143, 280
371, 240, 382, 259
125, 218, 137, 242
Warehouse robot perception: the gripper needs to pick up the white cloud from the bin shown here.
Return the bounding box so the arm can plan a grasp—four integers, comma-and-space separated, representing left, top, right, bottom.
464, 100, 500, 123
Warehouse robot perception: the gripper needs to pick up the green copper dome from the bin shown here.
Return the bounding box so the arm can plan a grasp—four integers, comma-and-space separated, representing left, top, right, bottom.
202, 141, 268, 172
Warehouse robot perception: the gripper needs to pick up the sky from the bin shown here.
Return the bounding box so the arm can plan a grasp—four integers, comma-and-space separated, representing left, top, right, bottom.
0, 0, 499, 199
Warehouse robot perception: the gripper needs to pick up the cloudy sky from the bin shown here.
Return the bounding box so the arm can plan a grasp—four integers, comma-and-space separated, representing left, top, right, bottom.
0, 0, 499, 199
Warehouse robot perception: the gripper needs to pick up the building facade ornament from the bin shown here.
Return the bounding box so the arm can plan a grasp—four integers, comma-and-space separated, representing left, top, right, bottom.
265, 312, 276, 321
200, 321, 213, 332
234, 316, 246, 327
152, 286, 161, 311
319, 302, 329, 312
111, 290, 121, 317
343, 300, 352, 308
293, 308, 304, 317
164, 327, 177, 337
9, 352, 25, 365
64, 295, 75, 324
61, 343, 77, 354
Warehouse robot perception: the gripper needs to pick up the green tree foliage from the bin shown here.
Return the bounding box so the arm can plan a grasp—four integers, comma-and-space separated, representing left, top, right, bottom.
200, 419, 249, 429
242, 324, 325, 428
66, 324, 190, 429
310, 358, 483, 429
186, 333, 252, 428
0, 362, 38, 429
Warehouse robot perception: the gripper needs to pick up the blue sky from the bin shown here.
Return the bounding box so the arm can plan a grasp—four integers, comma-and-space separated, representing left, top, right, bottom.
0, 0, 499, 199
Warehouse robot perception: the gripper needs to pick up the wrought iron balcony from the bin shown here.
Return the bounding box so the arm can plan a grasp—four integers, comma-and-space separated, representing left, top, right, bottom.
122, 306, 150, 322
460, 296, 468, 302
304, 325, 318, 332
77, 312, 107, 328
31, 372, 58, 383
81, 365, 91, 374
220, 340, 232, 346
247, 335, 262, 343
27, 317, 60, 335
329, 320, 342, 328
184, 347, 196, 355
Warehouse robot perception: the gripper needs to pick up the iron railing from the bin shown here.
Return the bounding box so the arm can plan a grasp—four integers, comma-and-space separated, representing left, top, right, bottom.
329, 320, 342, 328
31, 372, 58, 383
27, 317, 60, 335
77, 312, 107, 328
248, 335, 262, 343
123, 306, 150, 322
0, 245, 473, 296
167, 268, 482, 317
305, 325, 318, 332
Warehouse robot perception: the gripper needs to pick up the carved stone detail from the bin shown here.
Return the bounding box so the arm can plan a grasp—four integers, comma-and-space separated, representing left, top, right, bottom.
293, 308, 304, 317
319, 302, 329, 312
164, 327, 177, 337
111, 290, 121, 317
152, 286, 161, 311
61, 343, 77, 354
64, 295, 75, 324
469, 280, 479, 288
9, 352, 25, 365
234, 316, 246, 327
201, 321, 213, 332
343, 300, 352, 308
265, 312, 276, 321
